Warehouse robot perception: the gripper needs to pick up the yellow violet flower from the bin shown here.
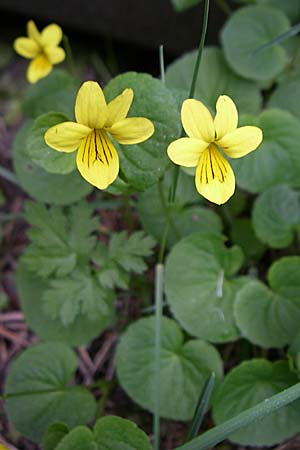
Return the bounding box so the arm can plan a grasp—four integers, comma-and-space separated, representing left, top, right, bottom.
167, 96, 263, 205
14, 20, 65, 83
44, 81, 154, 189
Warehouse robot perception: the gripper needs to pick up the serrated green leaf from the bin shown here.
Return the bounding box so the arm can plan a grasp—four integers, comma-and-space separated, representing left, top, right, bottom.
22, 201, 97, 279
212, 360, 300, 446
104, 72, 181, 190
165, 233, 245, 343
22, 69, 77, 119
234, 256, 300, 347
116, 316, 223, 420
165, 47, 262, 114
232, 109, 300, 192
109, 231, 155, 273
221, 5, 290, 81
252, 185, 300, 248
13, 122, 92, 205
5, 342, 96, 442
27, 112, 76, 174
43, 269, 112, 326
16, 264, 115, 346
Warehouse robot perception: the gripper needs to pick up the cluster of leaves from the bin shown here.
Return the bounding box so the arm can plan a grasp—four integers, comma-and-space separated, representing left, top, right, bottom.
5, 0, 300, 448
19, 200, 155, 345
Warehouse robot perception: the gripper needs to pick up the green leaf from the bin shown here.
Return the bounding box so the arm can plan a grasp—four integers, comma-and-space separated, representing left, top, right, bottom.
165, 47, 262, 114
108, 231, 155, 273
43, 269, 113, 326
22, 201, 98, 279
256, 0, 300, 21
171, 0, 202, 12
42, 423, 69, 450
16, 264, 115, 346
116, 316, 223, 420
13, 122, 92, 205
22, 69, 77, 119
221, 5, 290, 81
53, 416, 152, 450
165, 233, 245, 343
232, 109, 300, 192
137, 171, 223, 248
5, 342, 96, 442
212, 360, 300, 446
26, 112, 76, 174
230, 218, 265, 259
252, 185, 300, 248
93, 416, 152, 450
104, 72, 181, 190
234, 256, 300, 347
268, 80, 300, 119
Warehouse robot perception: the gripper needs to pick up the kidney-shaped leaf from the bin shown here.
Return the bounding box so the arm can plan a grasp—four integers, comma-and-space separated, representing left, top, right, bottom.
212, 359, 300, 446
27, 112, 76, 174
234, 256, 300, 348
232, 109, 300, 193
13, 122, 92, 205
252, 185, 300, 248
116, 316, 223, 421
221, 5, 290, 81
104, 72, 181, 191
165, 233, 245, 343
5, 342, 96, 442
165, 46, 262, 114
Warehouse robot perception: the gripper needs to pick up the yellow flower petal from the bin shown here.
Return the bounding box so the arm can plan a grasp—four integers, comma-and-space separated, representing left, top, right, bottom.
181, 99, 215, 142
27, 54, 52, 83
167, 137, 208, 167
76, 130, 119, 190
218, 126, 263, 158
75, 81, 107, 129
195, 144, 235, 204
45, 46, 66, 64
105, 88, 134, 127
27, 20, 40, 42
41, 24, 63, 47
13, 37, 40, 59
45, 122, 92, 152
106, 117, 154, 144
214, 95, 238, 140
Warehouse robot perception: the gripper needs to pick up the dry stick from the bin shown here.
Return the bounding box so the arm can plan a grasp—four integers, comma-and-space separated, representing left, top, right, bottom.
92, 332, 117, 375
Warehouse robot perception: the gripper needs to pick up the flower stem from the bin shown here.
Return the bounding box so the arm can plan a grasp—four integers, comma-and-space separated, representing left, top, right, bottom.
171, 0, 210, 202
0, 166, 19, 186
153, 263, 164, 450
159, 45, 165, 85
189, 0, 210, 99
63, 34, 77, 78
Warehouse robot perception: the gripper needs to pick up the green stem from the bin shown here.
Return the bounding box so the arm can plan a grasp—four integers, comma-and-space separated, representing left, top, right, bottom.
175, 382, 300, 450
158, 178, 180, 241
159, 45, 165, 85
171, 0, 210, 203
0, 166, 19, 186
153, 263, 164, 450
189, 0, 210, 99
63, 34, 77, 77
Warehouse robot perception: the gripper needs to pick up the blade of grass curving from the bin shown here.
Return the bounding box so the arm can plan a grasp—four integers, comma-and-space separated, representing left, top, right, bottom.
174, 381, 300, 450
252, 22, 300, 56
186, 372, 215, 442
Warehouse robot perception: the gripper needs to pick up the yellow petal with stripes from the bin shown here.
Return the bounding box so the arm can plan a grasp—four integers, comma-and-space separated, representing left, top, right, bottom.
76, 130, 119, 190
218, 126, 263, 158
45, 122, 92, 152
195, 144, 235, 204
167, 137, 208, 167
